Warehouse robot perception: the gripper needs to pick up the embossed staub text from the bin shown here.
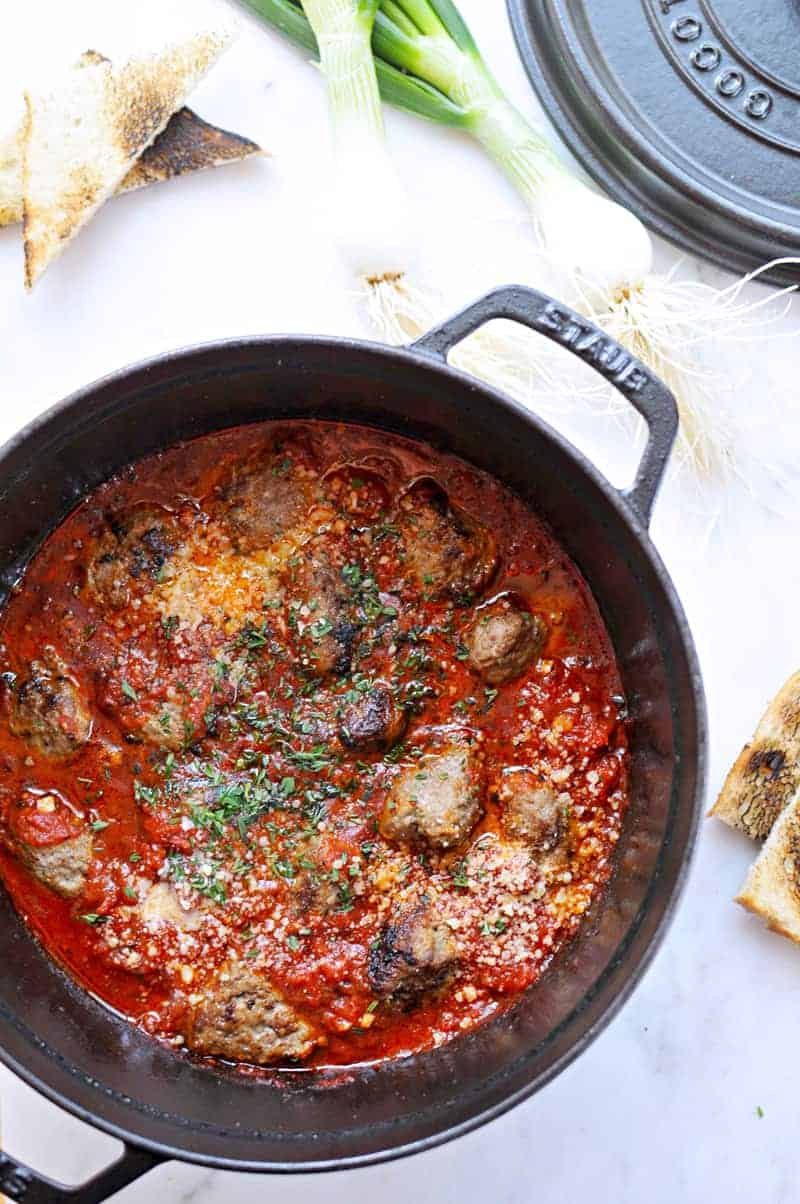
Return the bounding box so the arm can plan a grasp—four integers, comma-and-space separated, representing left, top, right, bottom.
535, 304, 649, 394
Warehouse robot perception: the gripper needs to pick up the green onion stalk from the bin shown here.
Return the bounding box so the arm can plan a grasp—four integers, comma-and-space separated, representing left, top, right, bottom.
246, 0, 795, 476
277, 0, 421, 282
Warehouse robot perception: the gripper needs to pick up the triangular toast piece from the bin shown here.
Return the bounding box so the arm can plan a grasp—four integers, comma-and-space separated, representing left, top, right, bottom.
737, 786, 800, 942
120, 106, 263, 192
0, 106, 261, 228
22, 25, 234, 287
710, 670, 800, 840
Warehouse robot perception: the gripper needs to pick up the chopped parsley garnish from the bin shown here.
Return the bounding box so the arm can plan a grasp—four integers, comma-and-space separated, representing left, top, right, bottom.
190, 771, 296, 842
341, 563, 363, 588
451, 859, 470, 889
161, 615, 179, 640
285, 745, 332, 772
120, 679, 139, 702
237, 621, 270, 652
166, 851, 227, 904
308, 616, 333, 642
133, 781, 159, 807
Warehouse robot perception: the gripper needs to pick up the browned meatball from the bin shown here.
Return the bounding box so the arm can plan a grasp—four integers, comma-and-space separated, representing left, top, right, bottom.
289, 870, 340, 916
395, 480, 497, 602
138, 699, 193, 751
87, 504, 179, 610
380, 737, 483, 850
7, 650, 92, 759
187, 964, 322, 1063
287, 833, 342, 916
339, 683, 406, 752
465, 595, 548, 685
287, 555, 356, 677
499, 769, 566, 853
219, 448, 316, 552
369, 897, 457, 1002
16, 830, 92, 898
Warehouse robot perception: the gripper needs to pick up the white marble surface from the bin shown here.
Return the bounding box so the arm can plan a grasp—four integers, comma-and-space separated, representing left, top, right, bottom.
2, 2, 800, 1201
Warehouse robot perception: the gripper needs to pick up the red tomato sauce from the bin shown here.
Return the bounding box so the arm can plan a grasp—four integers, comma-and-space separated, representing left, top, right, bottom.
0, 421, 629, 1070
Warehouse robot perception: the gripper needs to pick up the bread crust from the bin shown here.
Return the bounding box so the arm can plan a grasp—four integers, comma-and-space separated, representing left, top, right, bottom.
737, 787, 800, 943
711, 670, 800, 840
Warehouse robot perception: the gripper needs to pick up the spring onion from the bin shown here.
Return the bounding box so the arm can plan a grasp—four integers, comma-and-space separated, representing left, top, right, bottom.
247, 0, 649, 293
250, 0, 471, 124
259, 0, 420, 282
246, 0, 796, 475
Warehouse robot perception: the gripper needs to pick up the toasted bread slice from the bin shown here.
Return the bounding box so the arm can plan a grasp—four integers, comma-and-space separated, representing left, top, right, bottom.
22, 24, 235, 287
737, 785, 800, 942
121, 106, 263, 192
1, 106, 261, 228
710, 670, 800, 840
0, 123, 23, 226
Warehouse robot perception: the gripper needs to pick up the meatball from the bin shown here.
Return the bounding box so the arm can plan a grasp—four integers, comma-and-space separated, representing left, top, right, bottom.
395, 480, 497, 602
187, 964, 322, 1064
138, 699, 193, 752
219, 449, 316, 553
499, 769, 566, 853
289, 868, 340, 917
465, 595, 548, 685
7, 650, 92, 759
287, 555, 356, 677
369, 898, 457, 1002
87, 504, 179, 610
285, 832, 346, 916
339, 683, 406, 752
16, 830, 92, 898
380, 737, 483, 850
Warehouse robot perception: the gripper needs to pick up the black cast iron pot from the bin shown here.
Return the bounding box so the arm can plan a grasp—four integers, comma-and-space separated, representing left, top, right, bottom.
0, 286, 705, 1202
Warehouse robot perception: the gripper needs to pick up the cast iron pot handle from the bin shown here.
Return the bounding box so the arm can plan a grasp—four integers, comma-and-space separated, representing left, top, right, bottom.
410, 285, 678, 527
0, 1145, 161, 1203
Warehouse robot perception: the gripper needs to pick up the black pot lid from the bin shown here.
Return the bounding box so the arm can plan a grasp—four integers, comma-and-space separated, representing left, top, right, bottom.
507, 0, 800, 287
